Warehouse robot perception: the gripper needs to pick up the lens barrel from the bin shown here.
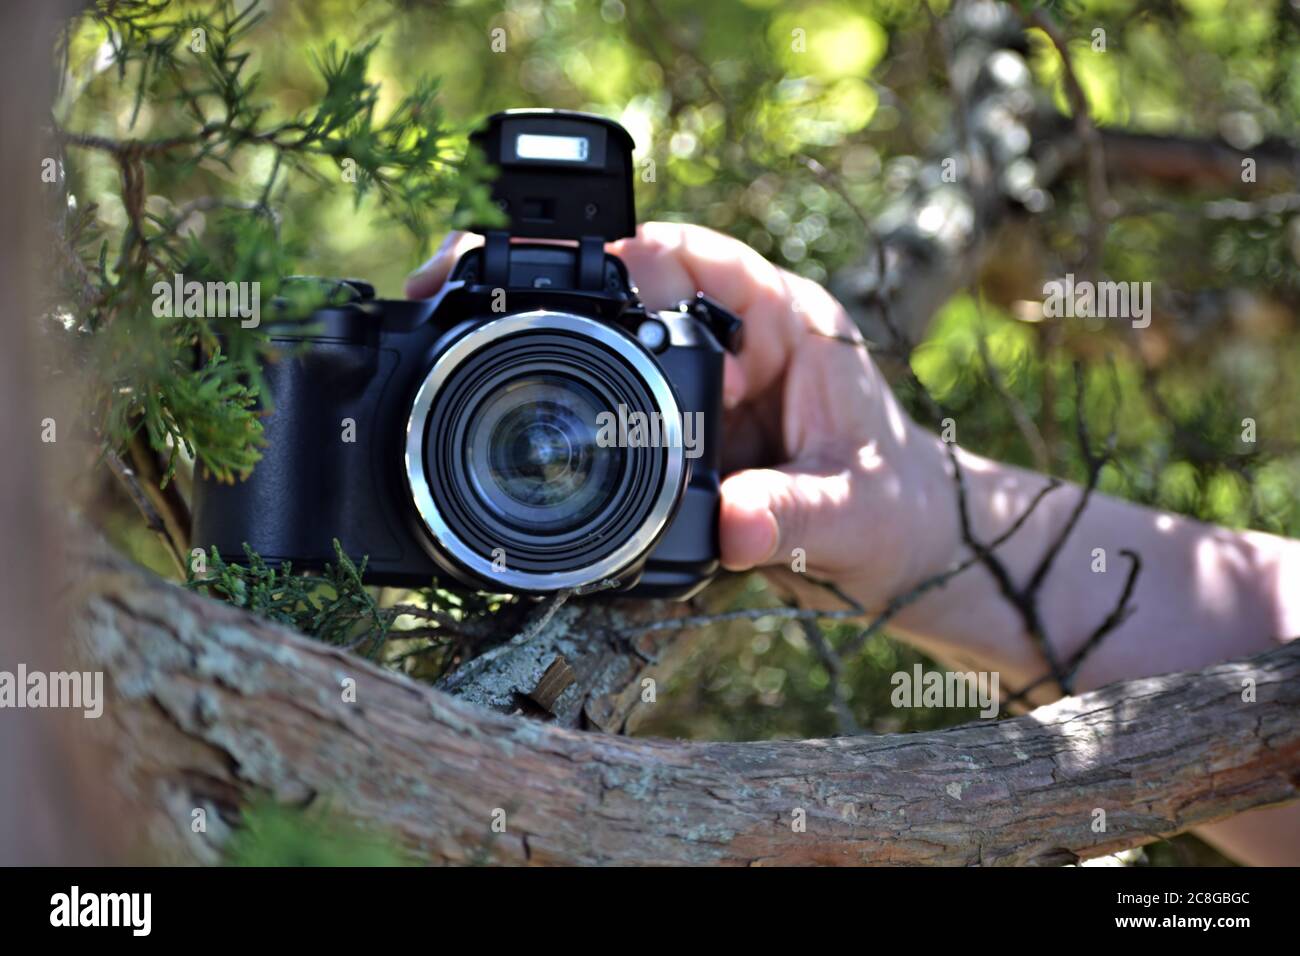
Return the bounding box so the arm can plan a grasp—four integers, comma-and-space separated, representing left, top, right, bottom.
404, 311, 686, 592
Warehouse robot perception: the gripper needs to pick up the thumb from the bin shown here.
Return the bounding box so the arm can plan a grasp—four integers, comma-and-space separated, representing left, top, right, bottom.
718, 465, 852, 573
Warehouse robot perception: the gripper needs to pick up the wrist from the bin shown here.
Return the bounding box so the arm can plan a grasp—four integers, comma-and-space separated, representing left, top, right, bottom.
833, 423, 966, 614
896, 425, 967, 593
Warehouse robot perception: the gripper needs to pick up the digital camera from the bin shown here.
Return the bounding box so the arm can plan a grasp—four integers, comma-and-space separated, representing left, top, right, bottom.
191, 110, 742, 600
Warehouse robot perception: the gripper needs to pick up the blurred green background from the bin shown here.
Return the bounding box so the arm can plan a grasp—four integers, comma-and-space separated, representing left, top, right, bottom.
59, 0, 1300, 866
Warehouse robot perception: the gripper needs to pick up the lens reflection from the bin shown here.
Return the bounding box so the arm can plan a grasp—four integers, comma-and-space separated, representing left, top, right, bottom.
466, 376, 617, 531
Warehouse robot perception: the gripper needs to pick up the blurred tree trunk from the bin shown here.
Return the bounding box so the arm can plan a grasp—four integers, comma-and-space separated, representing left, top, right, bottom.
0, 0, 113, 865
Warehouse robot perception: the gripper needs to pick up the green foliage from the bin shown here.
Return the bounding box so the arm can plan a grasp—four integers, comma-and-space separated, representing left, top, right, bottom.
185, 539, 398, 649
53, 0, 500, 483
184, 538, 508, 672
223, 800, 410, 866
642, 575, 984, 741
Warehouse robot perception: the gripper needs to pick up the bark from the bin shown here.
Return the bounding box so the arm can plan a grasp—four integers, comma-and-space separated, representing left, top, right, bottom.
434, 574, 748, 733
75, 541, 1300, 866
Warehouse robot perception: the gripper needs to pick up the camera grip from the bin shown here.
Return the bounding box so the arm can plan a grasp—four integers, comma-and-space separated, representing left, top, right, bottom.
632, 327, 725, 599
191, 341, 402, 570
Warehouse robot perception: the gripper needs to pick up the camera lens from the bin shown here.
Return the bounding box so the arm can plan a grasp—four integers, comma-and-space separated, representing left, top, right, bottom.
490, 398, 591, 506
468, 376, 617, 530
405, 311, 687, 592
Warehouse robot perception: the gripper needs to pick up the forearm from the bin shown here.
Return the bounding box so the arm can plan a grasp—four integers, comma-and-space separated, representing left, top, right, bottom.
887, 431, 1300, 695
874, 432, 1300, 864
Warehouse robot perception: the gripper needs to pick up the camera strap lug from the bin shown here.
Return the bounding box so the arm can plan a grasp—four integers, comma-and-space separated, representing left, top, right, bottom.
681, 292, 745, 354
577, 235, 605, 291
482, 230, 511, 288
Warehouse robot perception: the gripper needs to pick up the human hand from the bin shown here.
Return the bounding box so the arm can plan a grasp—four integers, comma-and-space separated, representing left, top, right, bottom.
406, 222, 952, 610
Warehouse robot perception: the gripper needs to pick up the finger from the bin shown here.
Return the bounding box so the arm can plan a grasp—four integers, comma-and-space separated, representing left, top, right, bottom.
718, 464, 853, 573
405, 231, 482, 299
610, 222, 860, 408
610, 221, 787, 312
610, 224, 792, 406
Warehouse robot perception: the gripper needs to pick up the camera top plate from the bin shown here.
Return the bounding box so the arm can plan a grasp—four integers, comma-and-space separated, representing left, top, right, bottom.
468, 109, 637, 242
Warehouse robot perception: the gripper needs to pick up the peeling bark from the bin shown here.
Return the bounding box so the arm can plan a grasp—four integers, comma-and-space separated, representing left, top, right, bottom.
435, 574, 747, 733
72, 542, 1300, 866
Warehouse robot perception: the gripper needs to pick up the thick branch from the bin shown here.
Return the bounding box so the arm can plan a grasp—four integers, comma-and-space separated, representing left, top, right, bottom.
73, 543, 1300, 866
832, 0, 1040, 345
1038, 122, 1300, 194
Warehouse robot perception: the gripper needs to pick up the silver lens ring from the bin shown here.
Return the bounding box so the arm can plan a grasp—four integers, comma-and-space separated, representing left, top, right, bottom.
404, 310, 686, 592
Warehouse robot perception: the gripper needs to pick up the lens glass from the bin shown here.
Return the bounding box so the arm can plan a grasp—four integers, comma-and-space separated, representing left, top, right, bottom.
414, 319, 683, 583
466, 375, 619, 531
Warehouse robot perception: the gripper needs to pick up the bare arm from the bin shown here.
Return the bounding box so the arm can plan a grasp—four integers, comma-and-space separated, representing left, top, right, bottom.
891, 437, 1299, 695
888, 440, 1300, 865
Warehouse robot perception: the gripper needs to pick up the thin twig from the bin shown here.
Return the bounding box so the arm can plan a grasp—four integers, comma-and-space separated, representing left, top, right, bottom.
972, 294, 1050, 471
1065, 548, 1141, 685
800, 620, 861, 736
104, 448, 186, 575
437, 589, 577, 692
1002, 548, 1141, 709
838, 476, 1062, 656
514, 589, 574, 645
1030, 9, 1110, 281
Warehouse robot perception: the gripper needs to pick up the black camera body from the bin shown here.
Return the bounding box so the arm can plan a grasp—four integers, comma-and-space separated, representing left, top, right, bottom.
191, 110, 742, 600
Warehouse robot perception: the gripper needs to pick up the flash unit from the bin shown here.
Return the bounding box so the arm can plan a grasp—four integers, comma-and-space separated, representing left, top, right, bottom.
516, 132, 589, 162
470, 110, 632, 239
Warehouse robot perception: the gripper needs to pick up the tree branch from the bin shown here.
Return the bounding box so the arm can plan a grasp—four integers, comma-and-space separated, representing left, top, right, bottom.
73, 539, 1300, 866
